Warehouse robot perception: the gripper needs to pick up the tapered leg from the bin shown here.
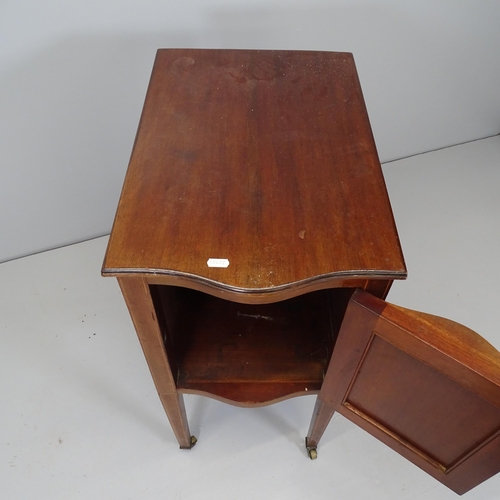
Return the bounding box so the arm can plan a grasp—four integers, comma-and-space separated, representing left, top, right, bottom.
161, 393, 196, 449
117, 277, 195, 449
305, 397, 336, 457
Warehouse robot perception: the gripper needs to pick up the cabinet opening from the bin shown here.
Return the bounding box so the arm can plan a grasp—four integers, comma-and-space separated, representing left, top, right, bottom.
149, 285, 354, 405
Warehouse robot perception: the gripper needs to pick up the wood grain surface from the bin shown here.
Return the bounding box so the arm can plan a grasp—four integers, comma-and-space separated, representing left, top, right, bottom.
102, 49, 406, 299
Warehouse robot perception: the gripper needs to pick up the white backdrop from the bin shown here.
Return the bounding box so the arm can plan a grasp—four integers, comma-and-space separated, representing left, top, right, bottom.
1, 0, 499, 263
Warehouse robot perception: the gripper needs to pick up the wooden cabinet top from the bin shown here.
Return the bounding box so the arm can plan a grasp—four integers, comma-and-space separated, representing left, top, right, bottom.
103, 49, 406, 298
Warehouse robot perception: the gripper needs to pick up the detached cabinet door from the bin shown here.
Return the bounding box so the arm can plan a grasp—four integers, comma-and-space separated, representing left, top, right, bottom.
320, 289, 500, 494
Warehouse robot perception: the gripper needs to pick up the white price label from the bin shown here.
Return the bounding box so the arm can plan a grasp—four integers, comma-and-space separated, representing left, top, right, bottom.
207, 258, 230, 268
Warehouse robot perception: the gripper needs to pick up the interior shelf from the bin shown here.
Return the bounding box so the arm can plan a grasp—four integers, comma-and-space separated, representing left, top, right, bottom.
150, 285, 353, 405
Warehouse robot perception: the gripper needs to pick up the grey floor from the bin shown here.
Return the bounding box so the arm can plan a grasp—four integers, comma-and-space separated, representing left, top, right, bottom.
2, 136, 500, 499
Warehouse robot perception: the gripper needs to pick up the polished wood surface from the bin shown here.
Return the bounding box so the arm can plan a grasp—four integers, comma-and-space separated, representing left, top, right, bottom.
102, 49, 406, 300
307, 289, 500, 494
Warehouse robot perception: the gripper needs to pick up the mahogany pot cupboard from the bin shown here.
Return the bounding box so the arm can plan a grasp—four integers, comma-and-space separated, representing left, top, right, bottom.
102, 49, 500, 495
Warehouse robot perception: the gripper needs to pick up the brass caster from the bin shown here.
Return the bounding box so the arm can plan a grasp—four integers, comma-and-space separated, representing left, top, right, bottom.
307, 447, 318, 460
180, 436, 197, 450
